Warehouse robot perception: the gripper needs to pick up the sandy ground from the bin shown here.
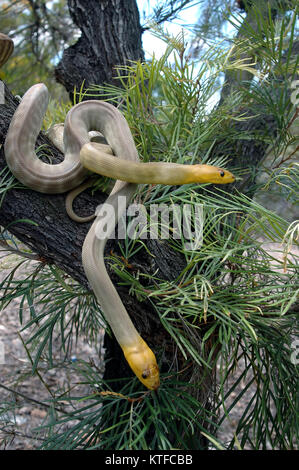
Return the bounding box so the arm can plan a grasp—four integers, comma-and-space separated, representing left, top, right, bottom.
0, 252, 105, 449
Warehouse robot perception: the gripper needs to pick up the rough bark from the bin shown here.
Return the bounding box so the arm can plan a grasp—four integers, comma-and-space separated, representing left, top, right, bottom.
55, 0, 144, 99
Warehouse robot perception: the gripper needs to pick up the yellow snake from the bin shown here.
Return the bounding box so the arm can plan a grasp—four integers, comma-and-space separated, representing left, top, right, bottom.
1, 34, 235, 390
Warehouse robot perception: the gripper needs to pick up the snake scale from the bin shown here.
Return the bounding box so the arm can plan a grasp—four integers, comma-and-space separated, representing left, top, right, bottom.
1, 34, 235, 390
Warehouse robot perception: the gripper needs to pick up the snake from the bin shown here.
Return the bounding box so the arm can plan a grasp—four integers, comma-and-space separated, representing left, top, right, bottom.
1, 34, 235, 390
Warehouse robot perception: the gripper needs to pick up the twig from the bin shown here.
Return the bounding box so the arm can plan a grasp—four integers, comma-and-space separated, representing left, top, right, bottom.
273, 144, 299, 169
0, 427, 46, 442
17, 332, 55, 399
0, 383, 54, 411
0, 239, 41, 261
142, 0, 194, 31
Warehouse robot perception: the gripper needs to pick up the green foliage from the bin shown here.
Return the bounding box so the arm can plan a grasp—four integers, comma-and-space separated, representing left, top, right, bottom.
35, 365, 218, 450
1, 2, 298, 451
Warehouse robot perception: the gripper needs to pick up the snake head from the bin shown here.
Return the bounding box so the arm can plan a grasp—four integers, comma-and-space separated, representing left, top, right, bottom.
122, 338, 160, 390
187, 165, 236, 184
213, 167, 236, 184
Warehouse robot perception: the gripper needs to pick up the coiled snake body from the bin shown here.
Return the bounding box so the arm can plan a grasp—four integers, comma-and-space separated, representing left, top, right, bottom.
1, 34, 235, 390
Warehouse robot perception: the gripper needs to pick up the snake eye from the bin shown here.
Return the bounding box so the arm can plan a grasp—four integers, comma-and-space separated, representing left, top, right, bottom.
142, 371, 149, 379
220, 170, 225, 177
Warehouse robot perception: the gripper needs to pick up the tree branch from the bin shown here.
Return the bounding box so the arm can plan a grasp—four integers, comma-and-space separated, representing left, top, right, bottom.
141, 0, 196, 31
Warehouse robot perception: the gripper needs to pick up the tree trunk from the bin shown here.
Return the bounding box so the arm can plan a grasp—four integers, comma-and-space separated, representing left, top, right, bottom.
55, 0, 144, 100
